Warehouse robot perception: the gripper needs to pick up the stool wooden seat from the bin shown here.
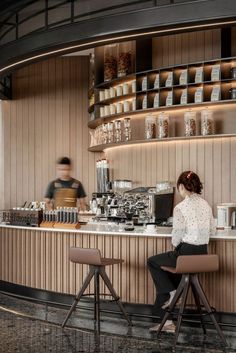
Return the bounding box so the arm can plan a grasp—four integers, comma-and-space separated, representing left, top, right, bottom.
62, 247, 132, 331
157, 255, 227, 346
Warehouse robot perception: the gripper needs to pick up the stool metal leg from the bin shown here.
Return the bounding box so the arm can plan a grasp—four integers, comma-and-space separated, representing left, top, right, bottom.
192, 274, 227, 346
190, 279, 206, 335
174, 275, 190, 346
99, 266, 132, 326
157, 274, 186, 336
94, 268, 100, 332
62, 267, 95, 328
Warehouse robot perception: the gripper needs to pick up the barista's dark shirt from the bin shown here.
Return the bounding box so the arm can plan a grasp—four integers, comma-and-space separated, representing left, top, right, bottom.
45, 178, 86, 199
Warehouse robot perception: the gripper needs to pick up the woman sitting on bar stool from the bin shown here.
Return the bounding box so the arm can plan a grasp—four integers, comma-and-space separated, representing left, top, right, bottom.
147, 171, 216, 332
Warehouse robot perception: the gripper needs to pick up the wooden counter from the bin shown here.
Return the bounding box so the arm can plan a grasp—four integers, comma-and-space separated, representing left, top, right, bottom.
0, 225, 235, 314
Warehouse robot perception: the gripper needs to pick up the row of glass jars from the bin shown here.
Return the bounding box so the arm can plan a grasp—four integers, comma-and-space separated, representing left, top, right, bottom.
92, 118, 132, 145
145, 109, 214, 140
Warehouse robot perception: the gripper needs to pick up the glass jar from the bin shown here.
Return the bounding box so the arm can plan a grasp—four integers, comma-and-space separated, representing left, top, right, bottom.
157, 113, 169, 138
117, 42, 132, 77
114, 120, 122, 142
145, 115, 156, 139
102, 123, 108, 144
201, 109, 214, 135
124, 118, 131, 141
104, 44, 117, 82
107, 122, 114, 143
184, 111, 197, 136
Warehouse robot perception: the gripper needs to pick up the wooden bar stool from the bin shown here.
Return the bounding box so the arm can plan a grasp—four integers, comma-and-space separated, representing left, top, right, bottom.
157, 254, 227, 346
62, 247, 132, 331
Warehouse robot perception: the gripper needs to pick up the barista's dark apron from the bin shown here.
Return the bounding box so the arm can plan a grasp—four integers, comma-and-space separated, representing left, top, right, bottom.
53, 180, 79, 208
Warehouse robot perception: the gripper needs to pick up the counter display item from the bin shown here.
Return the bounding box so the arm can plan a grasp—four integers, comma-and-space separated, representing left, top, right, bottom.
117, 42, 132, 77
153, 93, 159, 108
96, 159, 110, 193
165, 72, 173, 87
211, 85, 221, 101
104, 89, 110, 100
154, 74, 160, 88
104, 44, 117, 81
231, 67, 236, 78
211, 64, 221, 81
230, 88, 236, 100
180, 88, 188, 105
104, 105, 110, 116
107, 122, 114, 143
124, 118, 131, 141
132, 98, 136, 111
195, 67, 204, 83
0, 208, 43, 227
145, 115, 156, 139
110, 104, 116, 115
123, 100, 131, 112
116, 85, 123, 96
116, 102, 123, 114
184, 111, 197, 136
166, 91, 173, 106
179, 69, 188, 85
109, 87, 116, 98
142, 95, 147, 109
102, 123, 108, 144
114, 120, 122, 142
99, 90, 105, 101
123, 83, 130, 95
157, 112, 169, 138
142, 77, 147, 91
201, 109, 214, 135
131, 80, 136, 93
194, 87, 204, 103
41, 208, 80, 229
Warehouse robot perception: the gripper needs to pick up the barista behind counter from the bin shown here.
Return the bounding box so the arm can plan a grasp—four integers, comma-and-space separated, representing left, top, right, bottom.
45, 157, 87, 211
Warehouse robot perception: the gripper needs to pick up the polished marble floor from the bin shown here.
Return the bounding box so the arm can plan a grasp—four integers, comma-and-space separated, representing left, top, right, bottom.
0, 292, 235, 353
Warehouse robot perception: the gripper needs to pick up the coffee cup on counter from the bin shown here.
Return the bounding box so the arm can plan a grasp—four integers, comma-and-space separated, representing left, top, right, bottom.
145, 224, 157, 233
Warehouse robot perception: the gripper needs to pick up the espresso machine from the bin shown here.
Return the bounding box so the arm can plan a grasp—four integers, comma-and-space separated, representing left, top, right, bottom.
217, 203, 236, 229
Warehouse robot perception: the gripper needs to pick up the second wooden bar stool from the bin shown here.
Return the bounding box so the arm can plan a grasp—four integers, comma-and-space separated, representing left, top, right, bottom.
62, 247, 132, 331
157, 254, 227, 346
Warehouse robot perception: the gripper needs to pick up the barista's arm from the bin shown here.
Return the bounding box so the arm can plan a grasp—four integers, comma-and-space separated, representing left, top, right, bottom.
77, 182, 87, 211
78, 197, 87, 211
44, 197, 53, 210
44, 182, 54, 210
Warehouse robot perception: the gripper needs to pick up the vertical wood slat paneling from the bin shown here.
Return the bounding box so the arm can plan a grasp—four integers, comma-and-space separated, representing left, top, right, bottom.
152, 29, 221, 68
1, 57, 99, 208
0, 227, 236, 312
105, 137, 236, 216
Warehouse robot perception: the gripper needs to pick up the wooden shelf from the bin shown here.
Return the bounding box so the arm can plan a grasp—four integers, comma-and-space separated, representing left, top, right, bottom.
88, 134, 236, 152
88, 99, 236, 129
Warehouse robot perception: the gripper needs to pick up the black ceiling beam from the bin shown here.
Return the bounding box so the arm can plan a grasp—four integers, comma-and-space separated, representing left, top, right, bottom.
0, 0, 236, 76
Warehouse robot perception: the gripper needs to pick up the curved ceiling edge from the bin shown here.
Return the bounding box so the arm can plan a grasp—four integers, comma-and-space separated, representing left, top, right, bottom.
1, 0, 236, 76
